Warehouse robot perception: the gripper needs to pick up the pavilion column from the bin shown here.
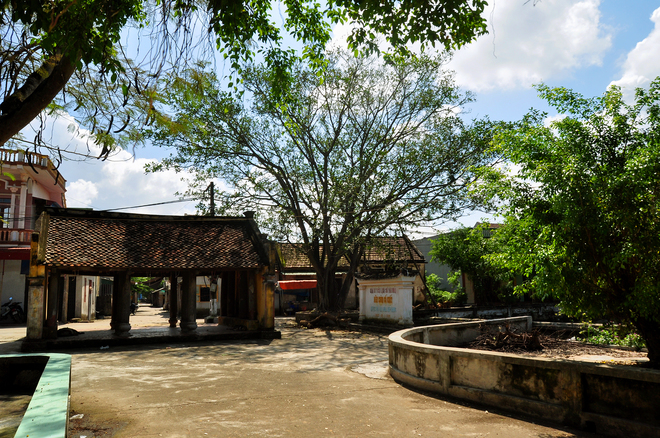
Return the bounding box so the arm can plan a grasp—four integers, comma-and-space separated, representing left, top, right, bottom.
43, 269, 59, 339
257, 269, 276, 330
26, 233, 45, 340
59, 274, 69, 323
180, 271, 197, 332
111, 271, 131, 337
168, 273, 179, 328
26, 277, 45, 340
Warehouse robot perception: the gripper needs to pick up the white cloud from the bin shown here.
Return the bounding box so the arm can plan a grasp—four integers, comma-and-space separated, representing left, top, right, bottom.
544, 114, 567, 127
66, 180, 99, 208
610, 7, 660, 99
93, 150, 198, 215
17, 112, 202, 215
448, 0, 612, 91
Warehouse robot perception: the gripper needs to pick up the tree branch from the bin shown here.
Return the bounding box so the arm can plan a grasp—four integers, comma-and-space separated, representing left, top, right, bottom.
0, 54, 77, 145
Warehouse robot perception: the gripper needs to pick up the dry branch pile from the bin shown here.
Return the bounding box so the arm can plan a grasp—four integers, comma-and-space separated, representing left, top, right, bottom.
464, 324, 648, 363
298, 312, 351, 329
466, 324, 564, 353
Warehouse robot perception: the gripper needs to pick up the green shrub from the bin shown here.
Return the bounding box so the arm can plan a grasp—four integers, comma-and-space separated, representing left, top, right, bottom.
426, 272, 467, 306
579, 324, 646, 349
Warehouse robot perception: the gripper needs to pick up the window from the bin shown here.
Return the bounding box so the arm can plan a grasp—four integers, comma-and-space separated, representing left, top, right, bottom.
0, 198, 11, 229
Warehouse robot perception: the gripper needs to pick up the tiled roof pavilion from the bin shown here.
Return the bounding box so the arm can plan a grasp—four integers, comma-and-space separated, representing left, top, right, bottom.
277, 236, 425, 272
38, 208, 270, 275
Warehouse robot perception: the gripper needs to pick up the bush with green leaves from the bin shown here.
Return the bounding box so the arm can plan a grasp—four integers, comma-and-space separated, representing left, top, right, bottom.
430, 225, 514, 304
579, 325, 646, 350
426, 272, 467, 306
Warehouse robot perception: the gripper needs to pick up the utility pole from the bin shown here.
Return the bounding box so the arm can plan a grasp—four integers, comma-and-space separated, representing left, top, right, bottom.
207, 182, 215, 217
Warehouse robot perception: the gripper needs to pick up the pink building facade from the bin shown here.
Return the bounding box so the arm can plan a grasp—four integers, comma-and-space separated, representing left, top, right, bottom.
0, 149, 66, 309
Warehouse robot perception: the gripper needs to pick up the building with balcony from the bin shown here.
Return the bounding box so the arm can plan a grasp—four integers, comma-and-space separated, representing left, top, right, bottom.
0, 148, 66, 311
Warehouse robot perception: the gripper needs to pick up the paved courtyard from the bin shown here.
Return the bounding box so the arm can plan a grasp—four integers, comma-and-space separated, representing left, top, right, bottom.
1, 307, 595, 437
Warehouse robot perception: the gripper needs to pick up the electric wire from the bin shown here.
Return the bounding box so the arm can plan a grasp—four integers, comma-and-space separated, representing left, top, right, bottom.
100, 198, 196, 212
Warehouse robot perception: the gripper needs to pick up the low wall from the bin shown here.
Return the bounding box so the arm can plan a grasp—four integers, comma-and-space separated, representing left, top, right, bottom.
0, 353, 71, 438
389, 318, 660, 438
414, 302, 559, 321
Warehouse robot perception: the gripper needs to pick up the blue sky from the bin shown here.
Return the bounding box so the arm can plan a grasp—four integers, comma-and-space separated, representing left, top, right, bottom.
461, 0, 659, 122
25, 0, 660, 235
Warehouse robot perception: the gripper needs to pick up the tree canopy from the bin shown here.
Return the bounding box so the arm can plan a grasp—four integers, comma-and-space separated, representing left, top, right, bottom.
482, 79, 660, 364
430, 224, 513, 304
147, 52, 496, 309
0, 0, 488, 158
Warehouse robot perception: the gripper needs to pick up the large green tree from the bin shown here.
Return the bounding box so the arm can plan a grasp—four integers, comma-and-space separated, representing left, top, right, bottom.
0, 0, 487, 156
147, 52, 495, 310
483, 79, 660, 364
430, 224, 513, 304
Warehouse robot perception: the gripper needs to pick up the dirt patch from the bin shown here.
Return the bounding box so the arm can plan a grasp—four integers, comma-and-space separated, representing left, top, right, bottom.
68, 410, 127, 438
464, 329, 648, 366
0, 394, 31, 438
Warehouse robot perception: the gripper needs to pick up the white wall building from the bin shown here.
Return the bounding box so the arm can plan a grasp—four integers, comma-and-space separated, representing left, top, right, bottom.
0, 149, 66, 309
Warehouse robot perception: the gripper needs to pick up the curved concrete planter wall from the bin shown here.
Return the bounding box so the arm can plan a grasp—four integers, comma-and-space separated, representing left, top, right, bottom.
1, 353, 71, 438
388, 317, 660, 438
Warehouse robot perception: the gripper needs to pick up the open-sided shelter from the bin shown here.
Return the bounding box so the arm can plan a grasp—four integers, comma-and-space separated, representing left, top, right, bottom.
25, 208, 276, 340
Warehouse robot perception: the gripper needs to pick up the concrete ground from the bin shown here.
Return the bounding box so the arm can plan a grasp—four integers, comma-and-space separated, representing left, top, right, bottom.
1, 306, 596, 437
0, 304, 252, 353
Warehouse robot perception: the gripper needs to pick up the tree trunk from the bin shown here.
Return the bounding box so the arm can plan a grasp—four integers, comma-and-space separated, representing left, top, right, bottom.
632, 316, 660, 366
327, 274, 341, 311
0, 54, 76, 145
336, 248, 362, 309
336, 273, 353, 310
316, 267, 341, 311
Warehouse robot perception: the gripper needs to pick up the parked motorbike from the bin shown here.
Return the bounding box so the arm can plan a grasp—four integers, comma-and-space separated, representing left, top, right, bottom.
0, 297, 26, 323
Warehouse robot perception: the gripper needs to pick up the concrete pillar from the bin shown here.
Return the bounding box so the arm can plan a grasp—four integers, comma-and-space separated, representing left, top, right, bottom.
168, 273, 178, 328
248, 273, 256, 320
18, 181, 27, 229
180, 271, 197, 332
26, 232, 45, 340
257, 270, 275, 330
358, 282, 367, 322
43, 270, 59, 339
111, 272, 131, 337
60, 274, 69, 323
26, 276, 45, 340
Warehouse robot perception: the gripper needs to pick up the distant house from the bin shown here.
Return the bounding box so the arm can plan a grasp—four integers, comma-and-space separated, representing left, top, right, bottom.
0, 148, 66, 312
275, 236, 426, 313
162, 275, 227, 318
0, 149, 110, 323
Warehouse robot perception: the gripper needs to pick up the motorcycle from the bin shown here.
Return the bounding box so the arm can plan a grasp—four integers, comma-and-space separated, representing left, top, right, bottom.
1, 297, 26, 323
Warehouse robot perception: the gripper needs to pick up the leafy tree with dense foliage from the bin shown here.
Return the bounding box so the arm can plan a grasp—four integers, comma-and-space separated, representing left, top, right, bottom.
0, 0, 487, 156
131, 277, 155, 302
482, 79, 660, 364
147, 52, 496, 310
425, 272, 466, 305
430, 224, 513, 304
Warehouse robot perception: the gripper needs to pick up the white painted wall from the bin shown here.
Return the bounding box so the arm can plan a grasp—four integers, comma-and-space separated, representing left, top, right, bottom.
195, 276, 213, 311
75, 276, 98, 321
358, 275, 415, 325
0, 260, 25, 306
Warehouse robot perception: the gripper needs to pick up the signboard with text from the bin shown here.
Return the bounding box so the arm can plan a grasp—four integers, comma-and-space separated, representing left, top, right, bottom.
358, 275, 416, 325
369, 287, 397, 319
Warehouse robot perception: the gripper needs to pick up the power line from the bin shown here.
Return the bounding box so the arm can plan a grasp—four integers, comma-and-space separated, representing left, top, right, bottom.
0, 198, 199, 219
101, 198, 197, 212
7, 137, 132, 162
